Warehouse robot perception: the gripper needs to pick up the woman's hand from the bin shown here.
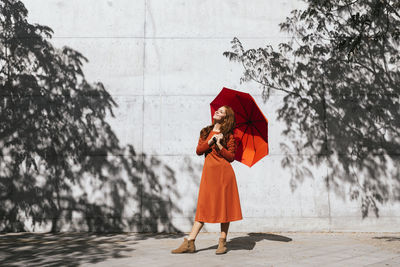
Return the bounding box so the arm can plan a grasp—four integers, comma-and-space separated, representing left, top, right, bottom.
215, 133, 223, 149
216, 133, 223, 143
207, 134, 219, 145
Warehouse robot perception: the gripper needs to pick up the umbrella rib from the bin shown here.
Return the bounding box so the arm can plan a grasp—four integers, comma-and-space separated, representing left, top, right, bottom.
250, 124, 257, 155
235, 122, 250, 126
235, 120, 266, 127
244, 126, 250, 153
239, 97, 267, 141
248, 102, 257, 147
236, 119, 265, 124
234, 110, 248, 121
249, 102, 256, 118
235, 94, 249, 118
237, 123, 249, 148
251, 121, 268, 141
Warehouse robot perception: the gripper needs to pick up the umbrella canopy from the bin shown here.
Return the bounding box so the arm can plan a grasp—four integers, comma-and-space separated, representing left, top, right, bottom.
210, 87, 268, 167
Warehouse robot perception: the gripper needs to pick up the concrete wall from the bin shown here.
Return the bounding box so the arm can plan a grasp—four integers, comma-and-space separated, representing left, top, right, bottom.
21, 0, 400, 232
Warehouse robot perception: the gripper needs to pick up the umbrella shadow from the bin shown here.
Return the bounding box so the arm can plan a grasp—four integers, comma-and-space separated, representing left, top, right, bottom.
196, 232, 292, 252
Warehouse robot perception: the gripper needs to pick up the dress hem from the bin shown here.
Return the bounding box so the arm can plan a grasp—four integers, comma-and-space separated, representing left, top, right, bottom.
194, 217, 243, 223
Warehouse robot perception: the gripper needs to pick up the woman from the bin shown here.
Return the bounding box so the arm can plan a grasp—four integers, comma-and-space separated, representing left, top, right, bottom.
171, 105, 242, 255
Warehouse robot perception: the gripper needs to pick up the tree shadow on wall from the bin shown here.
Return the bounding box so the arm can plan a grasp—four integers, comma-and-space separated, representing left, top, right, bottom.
0, 0, 190, 238
224, 1, 400, 218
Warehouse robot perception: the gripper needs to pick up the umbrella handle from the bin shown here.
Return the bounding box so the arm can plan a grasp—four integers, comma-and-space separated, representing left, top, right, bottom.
212, 137, 217, 145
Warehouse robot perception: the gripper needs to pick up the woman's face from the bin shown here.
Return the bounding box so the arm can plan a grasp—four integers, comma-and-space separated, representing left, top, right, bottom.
213, 107, 227, 121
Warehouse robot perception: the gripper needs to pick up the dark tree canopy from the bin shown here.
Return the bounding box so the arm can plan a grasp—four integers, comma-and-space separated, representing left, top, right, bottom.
224, 0, 400, 218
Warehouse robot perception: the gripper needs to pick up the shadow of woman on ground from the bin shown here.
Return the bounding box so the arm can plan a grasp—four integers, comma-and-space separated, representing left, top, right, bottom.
196, 232, 292, 252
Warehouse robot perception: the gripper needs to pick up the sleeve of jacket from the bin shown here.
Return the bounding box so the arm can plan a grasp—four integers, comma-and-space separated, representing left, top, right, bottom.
196, 136, 211, 155
217, 134, 237, 162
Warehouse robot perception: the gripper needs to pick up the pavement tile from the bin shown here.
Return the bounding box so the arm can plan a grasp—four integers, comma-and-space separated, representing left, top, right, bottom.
365, 256, 400, 267
1, 232, 400, 266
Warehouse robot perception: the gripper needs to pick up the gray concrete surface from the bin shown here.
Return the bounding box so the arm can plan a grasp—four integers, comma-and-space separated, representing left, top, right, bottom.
1, 232, 399, 266
10, 0, 399, 233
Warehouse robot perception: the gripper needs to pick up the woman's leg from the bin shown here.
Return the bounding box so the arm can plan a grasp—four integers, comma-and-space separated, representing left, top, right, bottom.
220, 222, 230, 239
172, 221, 203, 253
188, 221, 204, 240
215, 222, 230, 254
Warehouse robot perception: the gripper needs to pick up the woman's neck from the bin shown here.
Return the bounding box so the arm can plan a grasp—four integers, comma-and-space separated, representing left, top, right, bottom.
213, 124, 221, 132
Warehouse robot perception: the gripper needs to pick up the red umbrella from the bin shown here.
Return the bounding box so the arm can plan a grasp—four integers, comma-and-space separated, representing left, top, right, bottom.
210, 87, 268, 167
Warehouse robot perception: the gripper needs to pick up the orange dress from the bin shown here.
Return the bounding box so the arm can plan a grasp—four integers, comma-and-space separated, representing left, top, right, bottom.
194, 130, 243, 223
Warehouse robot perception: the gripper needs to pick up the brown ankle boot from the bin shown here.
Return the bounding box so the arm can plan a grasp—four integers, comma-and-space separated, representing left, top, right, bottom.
171, 237, 196, 253
215, 237, 227, 254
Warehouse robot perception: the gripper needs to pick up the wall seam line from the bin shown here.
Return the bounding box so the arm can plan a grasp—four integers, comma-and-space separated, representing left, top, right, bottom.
140, 0, 147, 232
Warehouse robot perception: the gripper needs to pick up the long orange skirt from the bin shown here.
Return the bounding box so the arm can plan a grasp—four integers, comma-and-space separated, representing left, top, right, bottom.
194, 130, 243, 223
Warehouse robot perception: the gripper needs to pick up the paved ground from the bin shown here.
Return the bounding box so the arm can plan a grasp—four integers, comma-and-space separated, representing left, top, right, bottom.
1, 232, 400, 266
